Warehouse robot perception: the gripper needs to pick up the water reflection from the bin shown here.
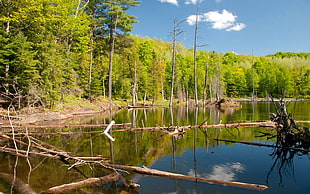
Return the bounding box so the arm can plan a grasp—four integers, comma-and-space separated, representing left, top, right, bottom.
0, 101, 309, 193
188, 162, 245, 182
267, 148, 296, 186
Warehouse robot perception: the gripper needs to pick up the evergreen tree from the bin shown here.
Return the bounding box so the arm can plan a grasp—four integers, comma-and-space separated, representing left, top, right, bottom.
96, 0, 140, 106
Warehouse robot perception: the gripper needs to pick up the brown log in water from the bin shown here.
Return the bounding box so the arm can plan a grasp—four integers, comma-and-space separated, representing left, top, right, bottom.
47, 173, 121, 193
110, 164, 268, 191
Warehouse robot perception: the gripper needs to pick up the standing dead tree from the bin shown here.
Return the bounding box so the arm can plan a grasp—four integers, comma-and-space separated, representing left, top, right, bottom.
169, 19, 183, 107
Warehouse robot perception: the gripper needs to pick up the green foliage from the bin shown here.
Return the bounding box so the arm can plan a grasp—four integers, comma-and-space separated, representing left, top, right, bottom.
0, 0, 309, 109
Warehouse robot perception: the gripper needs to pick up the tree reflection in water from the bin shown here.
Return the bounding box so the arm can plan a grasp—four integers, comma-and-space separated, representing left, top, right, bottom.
265, 128, 310, 186
266, 148, 296, 186
266, 98, 310, 186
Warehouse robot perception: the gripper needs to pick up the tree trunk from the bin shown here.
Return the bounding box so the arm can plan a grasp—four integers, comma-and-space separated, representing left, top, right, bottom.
169, 19, 177, 107
108, 26, 115, 110
0, 173, 37, 194
143, 92, 147, 106
203, 54, 209, 106
110, 165, 268, 191
4, 0, 11, 95
132, 61, 137, 106
88, 29, 94, 100
47, 173, 121, 193
193, 13, 199, 106
5, 0, 10, 33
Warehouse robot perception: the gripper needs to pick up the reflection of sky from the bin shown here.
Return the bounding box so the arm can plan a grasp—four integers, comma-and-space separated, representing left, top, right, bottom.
188, 162, 245, 182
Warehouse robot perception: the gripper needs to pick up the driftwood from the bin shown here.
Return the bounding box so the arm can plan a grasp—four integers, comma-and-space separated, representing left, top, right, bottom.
0, 123, 131, 130
0, 172, 37, 194
2, 121, 309, 134
0, 114, 22, 120
270, 98, 310, 149
0, 134, 111, 170
47, 173, 121, 193
113, 121, 277, 132
1, 120, 309, 131
0, 121, 277, 137
110, 164, 268, 191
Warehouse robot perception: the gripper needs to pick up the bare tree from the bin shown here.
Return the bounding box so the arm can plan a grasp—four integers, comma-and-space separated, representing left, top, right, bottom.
169, 19, 183, 107
193, 14, 199, 106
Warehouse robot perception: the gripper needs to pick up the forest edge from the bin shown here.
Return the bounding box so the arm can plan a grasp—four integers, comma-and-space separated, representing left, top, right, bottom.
0, 97, 309, 125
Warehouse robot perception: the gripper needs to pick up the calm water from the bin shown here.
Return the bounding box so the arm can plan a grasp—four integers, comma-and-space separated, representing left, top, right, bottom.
0, 101, 309, 193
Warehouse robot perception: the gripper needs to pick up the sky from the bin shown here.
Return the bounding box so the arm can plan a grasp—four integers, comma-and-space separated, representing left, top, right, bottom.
128, 0, 310, 56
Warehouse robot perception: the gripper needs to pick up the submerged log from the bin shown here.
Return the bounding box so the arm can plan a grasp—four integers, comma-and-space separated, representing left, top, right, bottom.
0, 123, 131, 130
0, 173, 37, 194
6, 120, 304, 131
113, 121, 277, 132
47, 173, 121, 193
110, 164, 268, 191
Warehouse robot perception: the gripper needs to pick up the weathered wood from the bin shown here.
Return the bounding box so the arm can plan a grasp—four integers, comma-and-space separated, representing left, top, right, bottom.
0, 134, 108, 164
6, 131, 103, 136
110, 164, 268, 191
0, 114, 22, 120
0, 146, 61, 159
113, 121, 277, 132
0, 173, 37, 194
296, 121, 310, 123
2, 120, 309, 131
47, 173, 121, 193
0, 123, 131, 130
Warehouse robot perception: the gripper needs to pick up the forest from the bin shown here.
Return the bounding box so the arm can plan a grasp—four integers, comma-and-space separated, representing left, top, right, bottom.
0, 0, 309, 109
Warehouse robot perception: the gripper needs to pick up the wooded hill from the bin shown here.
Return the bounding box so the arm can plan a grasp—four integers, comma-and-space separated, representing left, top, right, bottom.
0, 0, 309, 109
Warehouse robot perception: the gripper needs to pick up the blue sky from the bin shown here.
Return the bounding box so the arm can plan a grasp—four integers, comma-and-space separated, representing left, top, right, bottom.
128, 0, 310, 56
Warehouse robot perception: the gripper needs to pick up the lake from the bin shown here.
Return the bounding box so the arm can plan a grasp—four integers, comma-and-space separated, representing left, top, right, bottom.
0, 100, 309, 193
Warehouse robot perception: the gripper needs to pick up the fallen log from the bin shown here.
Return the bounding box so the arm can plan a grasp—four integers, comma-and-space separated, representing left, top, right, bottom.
47, 173, 121, 193
0, 123, 131, 130
0, 134, 109, 166
110, 164, 268, 191
4, 130, 103, 136
0, 121, 277, 136
3, 121, 308, 133
0, 173, 37, 194
0, 146, 61, 159
113, 121, 277, 132
213, 138, 310, 153
295, 121, 310, 124
0, 114, 22, 120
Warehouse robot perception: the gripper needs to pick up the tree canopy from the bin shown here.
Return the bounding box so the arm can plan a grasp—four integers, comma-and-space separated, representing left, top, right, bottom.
0, 0, 309, 109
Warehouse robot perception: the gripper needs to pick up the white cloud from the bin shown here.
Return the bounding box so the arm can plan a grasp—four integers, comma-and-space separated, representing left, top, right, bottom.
187, 9, 246, 32
186, 14, 202, 25
203, 9, 236, 30
159, 0, 179, 6
188, 162, 245, 182
226, 23, 246, 31
206, 162, 245, 181
185, 0, 204, 5
215, 0, 222, 3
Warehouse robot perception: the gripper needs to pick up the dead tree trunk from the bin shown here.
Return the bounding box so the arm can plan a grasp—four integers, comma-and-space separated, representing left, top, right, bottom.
193, 13, 199, 106
110, 164, 268, 191
270, 98, 310, 149
0, 173, 37, 194
47, 173, 121, 193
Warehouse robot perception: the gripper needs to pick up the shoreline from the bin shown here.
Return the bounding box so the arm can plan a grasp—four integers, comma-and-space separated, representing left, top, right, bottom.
235, 97, 310, 102
1, 98, 309, 125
